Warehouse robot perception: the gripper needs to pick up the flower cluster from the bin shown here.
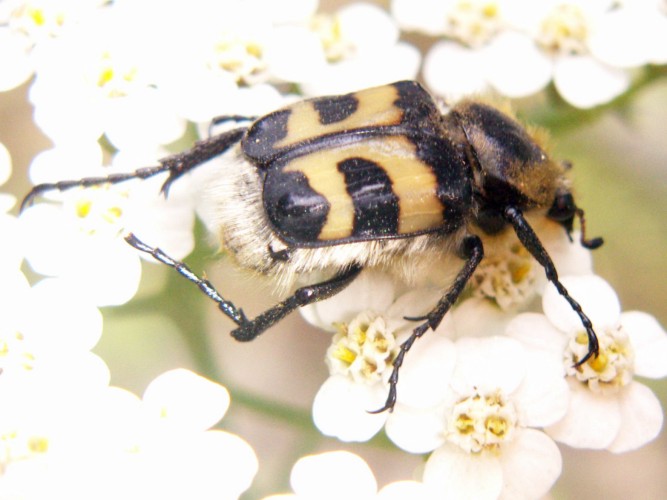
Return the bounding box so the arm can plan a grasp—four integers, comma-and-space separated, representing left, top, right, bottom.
0, 146, 257, 498
301, 225, 667, 499
1, 0, 666, 499
392, 0, 667, 107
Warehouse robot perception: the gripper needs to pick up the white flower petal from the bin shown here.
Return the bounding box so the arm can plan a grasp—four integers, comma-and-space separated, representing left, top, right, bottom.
423, 42, 488, 101
385, 404, 446, 454
483, 32, 551, 98
142, 369, 230, 431
312, 376, 387, 442
607, 382, 663, 453
23, 277, 103, 353
553, 55, 630, 108
451, 337, 526, 395
386, 287, 443, 322
0, 30, 34, 92
0, 141, 11, 186
186, 430, 258, 499
300, 270, 396, 332
396, 335, 456, 409
337, 3, 399, 52
546, 379, 621, 449
514, 351, 570, 427
103, 89, 186, 150
588, 8, 659, 68
544, 230, 594, 277
423, 444, 503, 500
450, 298, 512, 340
620, 311, 667, 378
266, 26, 326, 83
377, 480, 432, 500
391, 0, 447, 36
505, 312, 565, 353
500, 428, 562, 500
291, 451, 377, 499
543, 275, 621, 333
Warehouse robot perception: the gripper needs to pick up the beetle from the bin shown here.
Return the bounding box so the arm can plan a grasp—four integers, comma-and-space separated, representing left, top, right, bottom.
22, 81, 603, 412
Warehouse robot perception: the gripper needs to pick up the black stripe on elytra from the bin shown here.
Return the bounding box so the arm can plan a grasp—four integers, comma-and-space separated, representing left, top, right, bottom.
242, 108, 290, 162
412, 133, 472, 234
313, 94, 359, 125
393, 81, 442, 134
263, 167, 329, 244
337, 157, 399, 238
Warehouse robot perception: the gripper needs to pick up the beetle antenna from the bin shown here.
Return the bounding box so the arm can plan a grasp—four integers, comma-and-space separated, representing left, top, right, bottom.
575, 207, 604, 250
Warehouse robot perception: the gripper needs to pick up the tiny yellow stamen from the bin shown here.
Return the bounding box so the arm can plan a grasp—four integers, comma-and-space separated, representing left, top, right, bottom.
485, 415, 508, 438
455, 413, 475, 434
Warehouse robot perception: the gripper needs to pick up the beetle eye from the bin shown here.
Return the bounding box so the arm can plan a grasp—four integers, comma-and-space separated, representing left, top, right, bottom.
547, 191, 603, 250
547, 191, 576, 222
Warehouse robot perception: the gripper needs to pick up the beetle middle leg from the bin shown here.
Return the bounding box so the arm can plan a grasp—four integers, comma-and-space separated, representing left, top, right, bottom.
373, 234, 485, 413
231, 265, 363, 342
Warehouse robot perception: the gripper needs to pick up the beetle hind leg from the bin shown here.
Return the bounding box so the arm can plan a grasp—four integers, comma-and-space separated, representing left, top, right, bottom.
372, 235, 485, 414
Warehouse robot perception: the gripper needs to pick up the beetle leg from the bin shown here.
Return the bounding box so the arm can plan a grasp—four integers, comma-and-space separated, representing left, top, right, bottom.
372, 234, 484, 413
207, 115, 257, 137
125, 233, 249, 326
503, 205, 600, 365
231, 265, 363, 342
125, 231, 363, 342
159, 127, 246, 195
21, 127, 247, 210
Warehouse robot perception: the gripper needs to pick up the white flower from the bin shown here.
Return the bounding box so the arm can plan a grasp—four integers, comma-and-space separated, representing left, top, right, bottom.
268, 3, 420, 95
20, 143, 197, 307
301, 271, 444, 442
507, 274, 667, 452
0, 0, 106, 92
28, 3, 185, 148
0, 267, 110, 482
386, 336, 568, 500
400, 0, 664, 107
261, 450, 432, 500
0, 368, 258, 500
127, 369, 258, 500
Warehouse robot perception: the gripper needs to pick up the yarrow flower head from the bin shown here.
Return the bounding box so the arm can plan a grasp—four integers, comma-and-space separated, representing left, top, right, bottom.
301, 271, 445, 442
267, 2, 420, 95
469, 222, 593, 311
508, 274, 667, 452
386, 335, 568, 500
392, 0, 667, 106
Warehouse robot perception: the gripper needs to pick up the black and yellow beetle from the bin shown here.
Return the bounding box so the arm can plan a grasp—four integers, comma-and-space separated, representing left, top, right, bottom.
23, 81, 603, 411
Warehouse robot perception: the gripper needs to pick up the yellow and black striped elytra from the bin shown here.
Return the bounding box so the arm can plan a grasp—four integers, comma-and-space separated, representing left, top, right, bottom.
22, 81, 604, 412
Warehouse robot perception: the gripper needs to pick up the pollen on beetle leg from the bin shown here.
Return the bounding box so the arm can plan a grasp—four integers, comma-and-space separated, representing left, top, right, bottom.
325, 311, 398, 385
445, 390, 519, 454
565, 325, 635, 395
470, 243, 538, 310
